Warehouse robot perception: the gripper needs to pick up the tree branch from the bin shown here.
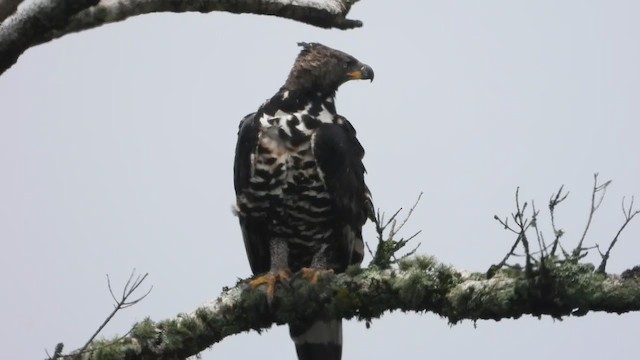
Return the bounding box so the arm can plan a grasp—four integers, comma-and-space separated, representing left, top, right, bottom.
573, 173, 611, 258
548, 185, 569, 258
58, 257, 640, 360
597, 196, 640, 273
369, 193, 423, 269
0, 0, 24, 23
0, 0, 100, 75
0, 0, 363, 76
48, 179, 640, 359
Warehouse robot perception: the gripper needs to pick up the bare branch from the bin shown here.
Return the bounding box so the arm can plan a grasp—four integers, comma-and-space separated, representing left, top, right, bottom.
365, 239, 374, 259
491, 187, 535, 277
492, 215, 523, 273
391, 192, 422, 237
0, 0, 363, 75
549, 185, 569, 257
370, 193, 423, 268
513, 189, 533, 275
0, 0, 23, 24
530, 201, 546, 259
597, 196, 640, 273
106, 275, 119, 306
0, 0, 99, 75
493, 215, 520, 235
72, 269, 152, 357
494, 178, 637, 278
574, 173, 612, 257
393, 240, 422, 262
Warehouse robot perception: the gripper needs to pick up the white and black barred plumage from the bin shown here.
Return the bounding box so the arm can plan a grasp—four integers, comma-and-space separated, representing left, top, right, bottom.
233, 42, 374, 360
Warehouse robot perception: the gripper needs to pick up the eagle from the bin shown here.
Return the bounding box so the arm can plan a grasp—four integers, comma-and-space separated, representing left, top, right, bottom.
233, 42, 374, 360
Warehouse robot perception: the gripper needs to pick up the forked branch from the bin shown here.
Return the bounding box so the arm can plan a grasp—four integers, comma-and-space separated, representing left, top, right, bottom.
597, 196, 640, 273
574, 173, 612, 258
368, 193, 423, 268
47, 269, 152, 360
492, 174, 636, 279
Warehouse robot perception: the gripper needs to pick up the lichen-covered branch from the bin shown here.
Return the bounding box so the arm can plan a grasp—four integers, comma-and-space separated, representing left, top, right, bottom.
48, 179, 638, 359
0, 0, 363, 76
56, 257, 640, 360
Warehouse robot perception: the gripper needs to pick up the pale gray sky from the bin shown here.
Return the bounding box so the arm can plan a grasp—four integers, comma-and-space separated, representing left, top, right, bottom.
1, 1, 639, 359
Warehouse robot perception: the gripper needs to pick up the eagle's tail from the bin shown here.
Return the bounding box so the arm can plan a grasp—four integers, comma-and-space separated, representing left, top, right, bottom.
290, 319, 342, 360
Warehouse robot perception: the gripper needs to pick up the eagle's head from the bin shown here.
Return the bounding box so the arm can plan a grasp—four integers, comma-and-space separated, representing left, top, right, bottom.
284, 42, 374, 96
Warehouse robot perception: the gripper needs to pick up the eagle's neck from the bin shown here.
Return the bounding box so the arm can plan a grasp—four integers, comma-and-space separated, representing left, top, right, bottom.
281, 87, 335, 107
257, 89, 338, 137
262, 88, 337, 118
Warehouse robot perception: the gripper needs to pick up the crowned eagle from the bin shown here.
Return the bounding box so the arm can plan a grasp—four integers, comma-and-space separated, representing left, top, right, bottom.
233, 42, 374, 360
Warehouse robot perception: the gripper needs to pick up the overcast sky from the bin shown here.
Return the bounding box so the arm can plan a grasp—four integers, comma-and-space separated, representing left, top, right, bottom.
1, 1, 639, 359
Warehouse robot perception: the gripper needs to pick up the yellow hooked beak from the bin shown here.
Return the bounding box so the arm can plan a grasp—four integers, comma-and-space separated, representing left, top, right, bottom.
346, 64, 374, 82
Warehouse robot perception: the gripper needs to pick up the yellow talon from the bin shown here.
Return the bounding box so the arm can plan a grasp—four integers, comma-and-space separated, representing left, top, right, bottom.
249, 270, 291, 300
300, 268, 334, 284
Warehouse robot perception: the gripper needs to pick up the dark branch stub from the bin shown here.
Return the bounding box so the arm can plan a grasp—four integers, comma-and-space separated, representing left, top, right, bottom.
44, 343, 64, 360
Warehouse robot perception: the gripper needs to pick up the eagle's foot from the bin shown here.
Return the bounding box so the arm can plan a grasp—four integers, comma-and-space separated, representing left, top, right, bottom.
300, 268, 334, 284
249, 269, 291, 301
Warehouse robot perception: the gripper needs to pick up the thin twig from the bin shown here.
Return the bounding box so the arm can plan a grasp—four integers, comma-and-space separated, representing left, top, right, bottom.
549, 185, 569, 257
493, 229, 523, 271
512, 242, 555, 259
365, 241, 375, 259
371, 194, 423, 268
597, 196, 640, 273
493, 215, 520, 235
391, 192, 423, 238
531, 201, 546, 259
513, 189, 533, 276
492, 187, 535, 276
75, 269, 152, 356
574, 173, 612, 257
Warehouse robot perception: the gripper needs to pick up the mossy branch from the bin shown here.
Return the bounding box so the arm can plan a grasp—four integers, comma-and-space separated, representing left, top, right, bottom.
53, 257, 640, 360
50, 177, 640, 359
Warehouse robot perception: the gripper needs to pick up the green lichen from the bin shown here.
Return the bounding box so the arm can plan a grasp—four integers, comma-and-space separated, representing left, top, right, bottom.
59, 256, 640, 360
131, 318, 157, 342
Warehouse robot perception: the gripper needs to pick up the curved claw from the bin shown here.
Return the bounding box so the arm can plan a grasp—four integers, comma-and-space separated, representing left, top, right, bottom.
249, 269, 291, 301
300, 268, 334, 284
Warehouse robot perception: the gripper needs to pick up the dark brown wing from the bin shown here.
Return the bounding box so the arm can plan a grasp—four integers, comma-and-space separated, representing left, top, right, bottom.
312, 118, 373, 266
234, 113, 270, 274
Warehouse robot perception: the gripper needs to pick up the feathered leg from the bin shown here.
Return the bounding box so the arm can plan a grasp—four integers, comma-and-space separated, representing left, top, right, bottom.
249, 237, 291, 301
